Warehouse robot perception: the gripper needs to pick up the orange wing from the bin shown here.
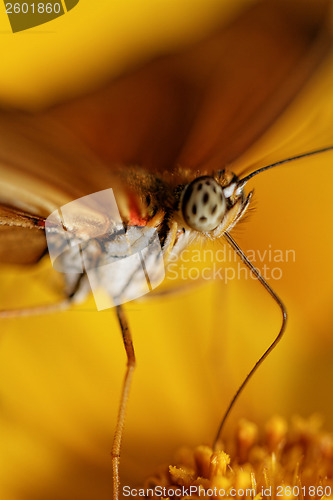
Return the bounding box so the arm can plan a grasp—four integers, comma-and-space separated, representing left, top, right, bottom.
46, 1, 332, 173
0, 1, 331, 265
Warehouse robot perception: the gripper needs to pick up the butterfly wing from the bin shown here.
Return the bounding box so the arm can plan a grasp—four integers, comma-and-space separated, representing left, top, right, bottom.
0, 1, 331, 267
46, 1, 332, 174
0, 110, 116, 215
0, 110, 123, 266
0, 205, 46, 264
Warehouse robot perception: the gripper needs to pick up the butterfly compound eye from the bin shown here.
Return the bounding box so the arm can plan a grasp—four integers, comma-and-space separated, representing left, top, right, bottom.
181, 176, 226, 232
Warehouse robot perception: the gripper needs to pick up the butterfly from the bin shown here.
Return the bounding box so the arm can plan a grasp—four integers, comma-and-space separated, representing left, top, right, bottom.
1, 1, 333, 498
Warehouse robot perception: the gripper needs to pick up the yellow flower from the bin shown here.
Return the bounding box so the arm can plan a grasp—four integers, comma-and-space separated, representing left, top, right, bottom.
1, 1, 333, 500
142, 416, 333, 500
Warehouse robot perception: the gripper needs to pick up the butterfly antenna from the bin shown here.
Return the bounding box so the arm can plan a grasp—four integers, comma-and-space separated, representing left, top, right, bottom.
212, 231, 287, 450
238, 145, 333, 188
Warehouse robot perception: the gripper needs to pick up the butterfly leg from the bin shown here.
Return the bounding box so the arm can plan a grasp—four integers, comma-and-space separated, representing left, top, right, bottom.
112, 304, 136, 500
212, 231, 287, 448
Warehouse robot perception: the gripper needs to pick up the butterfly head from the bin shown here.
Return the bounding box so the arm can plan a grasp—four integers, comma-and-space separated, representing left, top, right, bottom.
180, 173, 247, 234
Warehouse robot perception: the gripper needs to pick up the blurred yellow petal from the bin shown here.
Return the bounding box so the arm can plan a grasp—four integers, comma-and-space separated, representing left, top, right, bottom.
0, 0, 255, 108
0, 1, 333, 500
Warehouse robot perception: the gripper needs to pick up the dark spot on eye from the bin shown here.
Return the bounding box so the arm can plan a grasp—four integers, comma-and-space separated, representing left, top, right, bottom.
146, 194, 151, 206
197, 183, 203, 191
219, 193, 223, 202
211, 205, 217, 215
213, 187, 217, 193
199, 216, 207, 222
203, 193, 209, 204
182, 184, 196, 222
192, 204, 197, 215
205, 181, 211, 186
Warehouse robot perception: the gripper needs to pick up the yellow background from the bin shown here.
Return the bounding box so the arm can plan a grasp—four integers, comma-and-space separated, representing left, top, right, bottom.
0, 1, 333, 499
0, 0, 255, 108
